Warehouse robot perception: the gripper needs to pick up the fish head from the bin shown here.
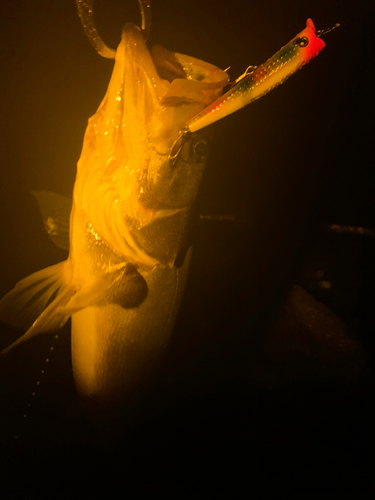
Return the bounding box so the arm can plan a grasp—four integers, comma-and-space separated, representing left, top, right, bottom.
139, 128, 212, 210
74, 24, 228, 267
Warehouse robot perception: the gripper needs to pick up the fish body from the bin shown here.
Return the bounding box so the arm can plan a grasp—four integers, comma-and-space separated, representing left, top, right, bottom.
68, 200, 192, 408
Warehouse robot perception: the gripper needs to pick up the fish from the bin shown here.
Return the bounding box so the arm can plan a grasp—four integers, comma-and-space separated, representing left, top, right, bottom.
0, 23, 229, 414
0, 19, 326, 415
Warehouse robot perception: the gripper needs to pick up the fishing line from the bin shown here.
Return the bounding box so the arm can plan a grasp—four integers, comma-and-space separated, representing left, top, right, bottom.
317, 23, 341, 37
13, 334, 59, 443
75, 0, 152, 58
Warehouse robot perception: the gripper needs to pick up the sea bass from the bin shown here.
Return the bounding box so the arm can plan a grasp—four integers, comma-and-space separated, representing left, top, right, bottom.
0, 24, 228, 407
0, 19, 325, 411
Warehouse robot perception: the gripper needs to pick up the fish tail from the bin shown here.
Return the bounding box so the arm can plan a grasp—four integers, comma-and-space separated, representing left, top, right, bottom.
0, 261, 75, 354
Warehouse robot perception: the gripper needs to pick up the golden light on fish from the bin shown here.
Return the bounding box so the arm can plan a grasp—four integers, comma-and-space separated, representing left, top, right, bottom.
0, 6, 330, 418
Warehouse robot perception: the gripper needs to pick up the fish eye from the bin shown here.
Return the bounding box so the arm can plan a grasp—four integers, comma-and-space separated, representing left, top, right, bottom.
293, 36, 309, 47
191, 137, 209, 161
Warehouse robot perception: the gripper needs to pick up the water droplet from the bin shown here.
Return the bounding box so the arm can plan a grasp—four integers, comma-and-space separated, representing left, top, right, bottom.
45, 358, 49, 363
50, 347, 54, 351
31, 392, 36, 397
41, 370, 45, 374
55, 334, 59, 339
23, 414, 27, 418
36, 381, 40, 385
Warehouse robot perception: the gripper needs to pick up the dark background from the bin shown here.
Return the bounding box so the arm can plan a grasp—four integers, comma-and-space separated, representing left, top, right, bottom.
0, 0, 374, 496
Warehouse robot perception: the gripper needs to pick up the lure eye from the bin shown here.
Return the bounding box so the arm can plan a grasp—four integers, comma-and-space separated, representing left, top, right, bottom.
191, 137, 209, 161
293, 36, 309, 47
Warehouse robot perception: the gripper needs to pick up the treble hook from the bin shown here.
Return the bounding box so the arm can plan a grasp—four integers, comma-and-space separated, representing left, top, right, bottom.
168, 128, 192, 168
75, 0, 151, 59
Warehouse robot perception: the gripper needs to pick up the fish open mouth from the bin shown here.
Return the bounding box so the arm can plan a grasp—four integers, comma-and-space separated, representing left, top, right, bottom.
115, 23, 230, 142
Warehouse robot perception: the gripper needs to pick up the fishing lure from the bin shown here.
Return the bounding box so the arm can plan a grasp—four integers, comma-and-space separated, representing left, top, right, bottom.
0, 1, 329, 417
169, 18, 326, 162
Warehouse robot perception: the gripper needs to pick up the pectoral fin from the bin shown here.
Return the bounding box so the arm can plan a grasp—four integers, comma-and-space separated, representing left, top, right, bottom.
58, 266, 127, 316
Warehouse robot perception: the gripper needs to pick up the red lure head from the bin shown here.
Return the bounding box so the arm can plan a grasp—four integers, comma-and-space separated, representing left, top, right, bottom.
296, 19, 326, 61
